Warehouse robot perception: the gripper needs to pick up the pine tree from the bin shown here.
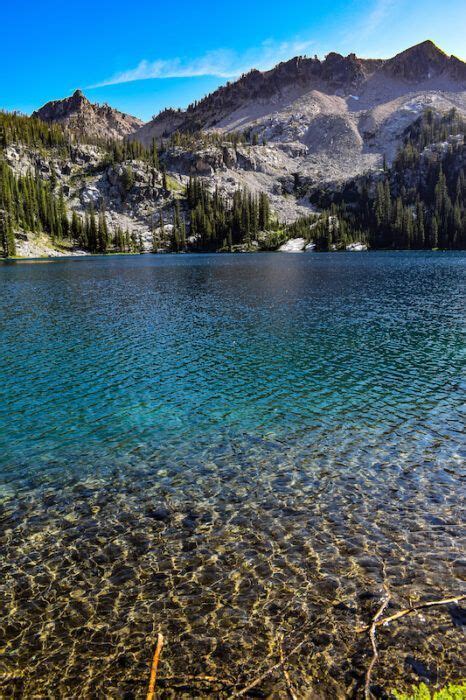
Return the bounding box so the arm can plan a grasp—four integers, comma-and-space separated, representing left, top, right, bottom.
430, 216, 439, 249
415, 198, 425, 248
98, 209, 108, 253
88, 206, 98, 252
0, 211, 15, 257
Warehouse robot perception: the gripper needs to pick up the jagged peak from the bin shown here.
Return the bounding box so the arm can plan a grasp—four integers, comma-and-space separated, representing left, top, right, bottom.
71, 89, 87, 100
399, 40, 449, 61
383, 40, 454, 81
31, 90, 144, 140
406, 39, 446, 54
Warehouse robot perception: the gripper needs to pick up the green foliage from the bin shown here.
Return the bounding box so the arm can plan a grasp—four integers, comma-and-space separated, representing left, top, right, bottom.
102, 138, 152, 164
0, 111, 68, 152
392, 681, 466, 700
0, 158, 134, 256
185, 177, 272, 251
0, 158, 69, 255
0, 211, 16, 257
165, 175, 184, 192
284, 205, 367, 252
120, 165, 135, 193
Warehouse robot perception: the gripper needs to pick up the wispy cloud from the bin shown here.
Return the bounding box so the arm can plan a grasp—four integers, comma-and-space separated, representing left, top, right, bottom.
357, 0, 400, 39
88, 38, 315, 88
338, 0, 402, 54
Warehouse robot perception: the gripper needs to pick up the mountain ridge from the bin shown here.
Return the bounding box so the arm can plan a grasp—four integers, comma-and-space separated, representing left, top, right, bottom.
132, 40, 465, 145
30, 41, 466, 145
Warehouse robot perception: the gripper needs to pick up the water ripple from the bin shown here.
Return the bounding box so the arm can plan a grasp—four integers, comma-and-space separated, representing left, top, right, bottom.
0, 252, 465, 697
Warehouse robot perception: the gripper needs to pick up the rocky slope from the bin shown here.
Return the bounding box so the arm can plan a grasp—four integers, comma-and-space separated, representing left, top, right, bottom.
132, 40, 466, 202
2, 140, 179, 253
33, 90, 144, 141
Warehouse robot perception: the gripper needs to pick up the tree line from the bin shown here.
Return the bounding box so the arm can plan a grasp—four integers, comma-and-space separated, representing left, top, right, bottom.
0, 111, 68, 151
2, 107, 465, 256
185, 177, 271, 250
0, 156, 145, 256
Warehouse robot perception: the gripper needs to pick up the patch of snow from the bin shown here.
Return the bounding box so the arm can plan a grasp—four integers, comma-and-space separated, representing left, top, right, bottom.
305, 242, 316, 251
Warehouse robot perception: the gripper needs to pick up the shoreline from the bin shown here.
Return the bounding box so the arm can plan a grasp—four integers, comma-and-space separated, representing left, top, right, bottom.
1, 247, 461, 262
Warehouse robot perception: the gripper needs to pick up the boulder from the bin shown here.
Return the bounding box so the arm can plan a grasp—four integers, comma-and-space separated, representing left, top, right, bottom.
236, 147, 257, 171
278, 238, 306, 252
193, 148, 224, 175
107, 164, 123, 186
194, 159, 214, 176
80, 186, 101, 206
346, 241, 368, 251
222, 147, 237, 169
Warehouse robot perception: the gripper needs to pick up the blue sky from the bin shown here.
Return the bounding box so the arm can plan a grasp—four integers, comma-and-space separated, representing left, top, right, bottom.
1, 0, 465, 121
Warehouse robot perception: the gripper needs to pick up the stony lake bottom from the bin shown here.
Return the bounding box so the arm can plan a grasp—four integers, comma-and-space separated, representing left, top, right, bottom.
0, 252, 465, 698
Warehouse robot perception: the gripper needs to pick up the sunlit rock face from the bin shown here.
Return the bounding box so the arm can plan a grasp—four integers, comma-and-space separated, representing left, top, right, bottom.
33, 90, 144, 141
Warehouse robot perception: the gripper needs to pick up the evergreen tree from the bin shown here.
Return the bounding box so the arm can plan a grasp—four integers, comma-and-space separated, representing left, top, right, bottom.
97, 209, 109, 253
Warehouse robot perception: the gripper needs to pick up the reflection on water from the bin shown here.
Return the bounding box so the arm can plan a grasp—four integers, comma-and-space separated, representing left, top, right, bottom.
0, 252, 465, 697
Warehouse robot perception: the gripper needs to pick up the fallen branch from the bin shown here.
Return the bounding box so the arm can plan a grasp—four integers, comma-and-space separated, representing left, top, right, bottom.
146, 633, 164, 700
157, 674, 232, 687
356, 595, 465, 633
279, 635, 298, 700
364, 560, 391, 700
232, 638, 307, 697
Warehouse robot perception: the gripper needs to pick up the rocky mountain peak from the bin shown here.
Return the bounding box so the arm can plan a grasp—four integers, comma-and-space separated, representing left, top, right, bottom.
383, 40, 456, 81
147, 40, 463, 146
70, 89, 87, 103
32, 91, 144, 141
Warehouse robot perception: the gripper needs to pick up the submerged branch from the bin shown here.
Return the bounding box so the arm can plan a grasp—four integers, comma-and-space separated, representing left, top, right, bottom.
232, 638, 307, 697
279, 635, 298, 700
146, 633, 164, 700
357, 594, 465, 633
364, 561, 391, 700
157, 674, 233, 690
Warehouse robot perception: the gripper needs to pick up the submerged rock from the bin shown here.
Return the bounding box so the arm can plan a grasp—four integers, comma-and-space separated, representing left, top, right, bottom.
146, 506, 171, 522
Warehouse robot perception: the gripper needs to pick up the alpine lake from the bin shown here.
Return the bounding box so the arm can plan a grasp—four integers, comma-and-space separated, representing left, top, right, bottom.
0, 251, 464, 698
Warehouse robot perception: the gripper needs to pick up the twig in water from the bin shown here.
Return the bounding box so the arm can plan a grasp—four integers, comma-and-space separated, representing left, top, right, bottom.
232, 638, 307, 697
146, 633, 164, 700
364, 562, 391, 700
279, 634, 298, 700
356, 594, 466, 633
157, 674, 232, 688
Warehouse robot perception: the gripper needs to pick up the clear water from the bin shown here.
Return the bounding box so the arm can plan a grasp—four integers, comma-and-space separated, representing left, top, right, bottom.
0, 252, 465, 698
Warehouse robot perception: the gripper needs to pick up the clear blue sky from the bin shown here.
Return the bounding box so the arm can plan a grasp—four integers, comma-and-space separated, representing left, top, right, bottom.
1, 0, 465, 121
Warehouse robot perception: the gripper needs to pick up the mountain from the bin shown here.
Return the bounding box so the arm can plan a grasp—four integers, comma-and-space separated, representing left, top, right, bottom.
134, 41, 465, 142
2, 40, 465, 258
32, 90, 144, 141
131, 40, 466, 192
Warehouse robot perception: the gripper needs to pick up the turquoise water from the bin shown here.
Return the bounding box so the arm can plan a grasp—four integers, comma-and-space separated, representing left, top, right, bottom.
0, 252, 465, 697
